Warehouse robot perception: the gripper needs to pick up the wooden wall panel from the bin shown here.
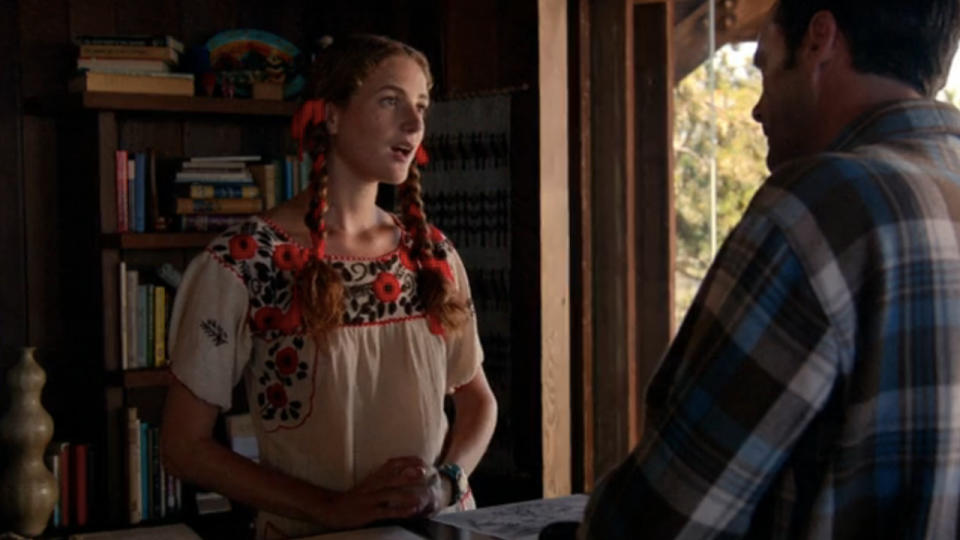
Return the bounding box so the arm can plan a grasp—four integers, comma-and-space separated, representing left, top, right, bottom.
538, 0, 570, 498
568, 0, 594, 492
0, 0, 25, 365
633, 0, 675, 437
588, 0, 637, 480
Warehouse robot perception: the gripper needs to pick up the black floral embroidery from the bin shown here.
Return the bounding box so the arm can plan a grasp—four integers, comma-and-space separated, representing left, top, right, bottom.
200, 319, 228, 346
257, 336, 308, 423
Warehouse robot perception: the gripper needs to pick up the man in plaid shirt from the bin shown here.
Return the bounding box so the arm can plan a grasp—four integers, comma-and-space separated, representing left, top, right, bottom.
581, 1, 960, 538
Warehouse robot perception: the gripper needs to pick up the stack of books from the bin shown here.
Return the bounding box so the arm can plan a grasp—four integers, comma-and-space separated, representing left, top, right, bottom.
125, 408, 183, 525
69, 35, 194, 96
175, 156, 265, 232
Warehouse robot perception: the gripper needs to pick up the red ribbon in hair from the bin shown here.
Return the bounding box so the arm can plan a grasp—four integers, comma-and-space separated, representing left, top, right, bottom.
415, 145, 429, 166
291, 99, 327, 161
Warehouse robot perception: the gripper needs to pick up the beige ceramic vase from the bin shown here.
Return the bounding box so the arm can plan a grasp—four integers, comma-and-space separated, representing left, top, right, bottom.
0, 347, 58, 537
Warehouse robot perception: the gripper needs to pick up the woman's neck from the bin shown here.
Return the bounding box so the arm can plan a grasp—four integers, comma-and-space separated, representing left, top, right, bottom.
322, 154, 385, 234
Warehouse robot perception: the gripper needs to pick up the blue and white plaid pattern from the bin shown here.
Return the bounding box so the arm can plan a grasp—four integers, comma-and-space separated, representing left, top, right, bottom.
581, 100, 960, 539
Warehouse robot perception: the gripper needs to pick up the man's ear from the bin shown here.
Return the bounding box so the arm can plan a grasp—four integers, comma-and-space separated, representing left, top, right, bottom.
802, 10, 841, 68
325, 102, 340, 135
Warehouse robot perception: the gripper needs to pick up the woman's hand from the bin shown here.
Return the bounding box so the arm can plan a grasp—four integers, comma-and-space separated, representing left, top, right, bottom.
419, 467, 454, 516
317, 456, 436, 530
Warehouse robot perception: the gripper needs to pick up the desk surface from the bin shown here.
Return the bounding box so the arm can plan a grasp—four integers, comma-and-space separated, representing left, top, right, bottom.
308, 494, 587, 540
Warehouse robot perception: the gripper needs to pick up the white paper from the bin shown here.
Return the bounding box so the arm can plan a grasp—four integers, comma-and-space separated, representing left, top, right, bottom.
300, 525, 427, 540
430, 494, 587, 540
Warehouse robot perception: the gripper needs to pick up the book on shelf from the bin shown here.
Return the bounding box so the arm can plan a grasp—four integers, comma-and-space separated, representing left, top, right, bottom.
174, 170, 253, 183
115, 150, 129, 232
177, 214, 251, 232
47, 441, 94, 529
175, 197, 263, 215
248, 163, 277, 210
125, 409, 182, 525
69, 71, 194, 96
188, 155, 261, 162
75, 34, 185, 53
180, 183, 261, 199
126, 408, 141, 524
120, 266, 174, 370
78, 58, 173, 73
78, 44, 180, 62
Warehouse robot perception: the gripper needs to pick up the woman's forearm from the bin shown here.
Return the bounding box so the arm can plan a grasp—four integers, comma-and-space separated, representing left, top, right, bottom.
443, 369, 498, 475
162, 432, 337, 524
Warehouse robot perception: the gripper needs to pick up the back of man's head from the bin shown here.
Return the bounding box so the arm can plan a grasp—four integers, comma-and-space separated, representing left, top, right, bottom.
775, 0, 960, 96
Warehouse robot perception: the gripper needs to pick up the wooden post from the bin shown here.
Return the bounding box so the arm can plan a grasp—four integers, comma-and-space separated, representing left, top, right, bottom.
632, 0, 675, 439
576, 0, 675, 487
539, 0, 571, 498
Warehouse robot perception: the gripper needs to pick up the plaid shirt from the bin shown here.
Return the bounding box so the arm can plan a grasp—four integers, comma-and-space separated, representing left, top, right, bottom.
581, 100, 960, 539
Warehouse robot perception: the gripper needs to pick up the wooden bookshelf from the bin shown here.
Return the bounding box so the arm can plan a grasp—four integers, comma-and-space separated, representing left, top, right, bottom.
110, 368, 172, 388
27, 92, 299, 116
103, 232, 218, 250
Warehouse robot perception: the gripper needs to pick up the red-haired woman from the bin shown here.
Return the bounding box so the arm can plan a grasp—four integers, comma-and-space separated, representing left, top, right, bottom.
160, 35, 497, 539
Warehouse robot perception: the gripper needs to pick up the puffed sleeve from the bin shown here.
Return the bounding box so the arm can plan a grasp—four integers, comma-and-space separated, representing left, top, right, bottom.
442, 245, 484, 393
168, 250, 253, 410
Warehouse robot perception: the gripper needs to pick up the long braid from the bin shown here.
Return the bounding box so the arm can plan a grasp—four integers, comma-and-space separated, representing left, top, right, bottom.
298, 160, 345, 336
400, 165, 470, 332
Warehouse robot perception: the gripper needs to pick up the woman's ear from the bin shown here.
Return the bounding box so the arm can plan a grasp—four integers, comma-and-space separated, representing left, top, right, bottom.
325, 102, 340, 135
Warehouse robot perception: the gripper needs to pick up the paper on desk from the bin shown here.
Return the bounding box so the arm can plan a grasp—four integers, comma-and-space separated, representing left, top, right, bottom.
430, 494, 587, 540
300, 525, 427, 540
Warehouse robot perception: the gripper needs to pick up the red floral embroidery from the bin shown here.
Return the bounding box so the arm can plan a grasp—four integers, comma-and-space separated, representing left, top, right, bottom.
398, 248, 417, 271
254, 307, 284, 331
275, 347, 298, 375
266, 383, 288, 408
372, 272, 402, 303
229, 234, 257, 259
273, 243, 301, 271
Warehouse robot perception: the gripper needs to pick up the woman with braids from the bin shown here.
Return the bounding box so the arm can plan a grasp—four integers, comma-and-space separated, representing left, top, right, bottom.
160, 35, 497, 538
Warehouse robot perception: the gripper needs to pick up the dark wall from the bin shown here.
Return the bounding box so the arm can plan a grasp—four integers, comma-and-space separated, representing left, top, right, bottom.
0, 0, 26, 366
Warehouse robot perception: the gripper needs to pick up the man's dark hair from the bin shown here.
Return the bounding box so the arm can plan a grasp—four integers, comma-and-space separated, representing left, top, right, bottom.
774, 0, 960, 96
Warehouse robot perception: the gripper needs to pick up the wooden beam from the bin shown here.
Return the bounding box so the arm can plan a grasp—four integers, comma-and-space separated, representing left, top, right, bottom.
568, 0, 594, 492
674, 0, 773, 82
632, 0, 675, 437
588, 0, 638, 480
539, 0, 571, 499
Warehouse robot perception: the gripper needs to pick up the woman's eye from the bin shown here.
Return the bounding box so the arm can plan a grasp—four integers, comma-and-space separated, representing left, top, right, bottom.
381, 96, 398, 107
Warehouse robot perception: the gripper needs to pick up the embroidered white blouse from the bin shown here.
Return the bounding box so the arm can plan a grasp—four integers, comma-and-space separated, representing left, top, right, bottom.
168, 216, 483, 539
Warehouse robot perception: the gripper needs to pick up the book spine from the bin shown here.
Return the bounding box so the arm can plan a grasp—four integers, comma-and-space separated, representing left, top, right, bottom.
72, 443, 88, 527
127, 408, 141, 524
115, 150, 128, 232
177, 214, 250, 232
76, 35, 182, 50
145, 284, 154, 368
126, 270, 138, 370
119, 261, 128, 370
154, 286, 166, 367
135, 153, 146, 232
137, 285, 147, 368
50, 452, 61, 527
284, 156, 293, 202
175, 197, 263, 214
127, 158, 136, 233
59, 442, 70, 527
187, 184, 260, 199
79, 44, 177, 60
140, 421, 149, 521
148, 149, 160, 232
151, 426, 162, 519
